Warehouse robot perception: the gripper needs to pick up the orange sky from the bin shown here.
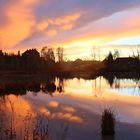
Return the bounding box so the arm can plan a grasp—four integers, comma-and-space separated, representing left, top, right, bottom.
0, 0, 140, 60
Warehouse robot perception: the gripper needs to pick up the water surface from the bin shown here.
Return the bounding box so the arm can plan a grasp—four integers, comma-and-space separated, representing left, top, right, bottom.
0, 76, 140, 140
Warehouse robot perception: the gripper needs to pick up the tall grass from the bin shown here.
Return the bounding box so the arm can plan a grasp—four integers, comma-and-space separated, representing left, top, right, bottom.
101, 109, 115, 136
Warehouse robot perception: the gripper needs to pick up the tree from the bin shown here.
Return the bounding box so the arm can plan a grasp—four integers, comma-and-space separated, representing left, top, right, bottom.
132, 49, 140, 59
105, 52, 114, 65
22, 49, 40, 60
56, 47, 64, 62
41, 46, 47, 59
91, 47, 96, 60
106, 52, 113, 61
113, 50, 119, 60
22, 49, 40, 69
137, 49, 140, 59
41, 46, 55, 62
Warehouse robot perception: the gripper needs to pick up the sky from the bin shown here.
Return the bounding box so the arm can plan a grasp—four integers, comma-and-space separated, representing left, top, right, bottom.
0, 0, 140, 60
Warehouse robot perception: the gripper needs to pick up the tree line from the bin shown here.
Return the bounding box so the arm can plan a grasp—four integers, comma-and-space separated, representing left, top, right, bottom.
0, 46, 139, 73
0, 46, 64, 72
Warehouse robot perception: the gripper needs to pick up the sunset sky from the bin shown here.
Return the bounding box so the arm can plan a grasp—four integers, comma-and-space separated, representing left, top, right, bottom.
0, 0, 140, 60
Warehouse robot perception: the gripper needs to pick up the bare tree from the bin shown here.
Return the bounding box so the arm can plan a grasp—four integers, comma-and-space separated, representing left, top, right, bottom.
92, 47, 97, 60
41, 46, 55, 62
56, 47, 64, 62
132, 48, 140, 59
113, 50, 119, 60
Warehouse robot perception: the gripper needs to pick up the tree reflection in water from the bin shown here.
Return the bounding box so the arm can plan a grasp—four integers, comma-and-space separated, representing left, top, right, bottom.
101, 135, 115, 140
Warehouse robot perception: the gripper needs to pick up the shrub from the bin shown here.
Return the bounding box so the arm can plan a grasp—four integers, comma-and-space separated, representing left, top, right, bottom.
101, 109, 115, 135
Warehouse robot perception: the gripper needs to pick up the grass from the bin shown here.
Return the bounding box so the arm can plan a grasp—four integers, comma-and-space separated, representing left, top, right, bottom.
0, 97, 68, 140
101, 109, 115, 136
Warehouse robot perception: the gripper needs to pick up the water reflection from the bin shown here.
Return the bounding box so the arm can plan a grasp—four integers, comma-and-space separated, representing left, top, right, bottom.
0, 74, 140, 139
0, 74, 139, 97
0, 95, 82, 140
101, 135, 115, 140
0, 77, 66, 97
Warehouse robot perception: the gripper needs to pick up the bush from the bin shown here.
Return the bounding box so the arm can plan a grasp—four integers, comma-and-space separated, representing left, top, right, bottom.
101, 109, 115, 135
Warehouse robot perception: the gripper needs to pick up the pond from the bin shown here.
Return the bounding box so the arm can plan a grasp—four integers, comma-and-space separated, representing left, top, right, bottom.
0, 75, 140, 140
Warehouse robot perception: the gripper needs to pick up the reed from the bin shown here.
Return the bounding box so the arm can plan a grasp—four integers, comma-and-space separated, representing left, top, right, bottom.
101, 109, 115, 136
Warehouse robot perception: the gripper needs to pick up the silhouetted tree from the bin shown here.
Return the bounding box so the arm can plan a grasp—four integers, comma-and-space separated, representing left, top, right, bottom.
104, 52, 114, 71
41, 46, 47, 59
22, 49, 40, 70
22, 49, 40, 59
113, 50, 119, 60
0, 50, 4, 68
105, 52, 113, 62
132, 49, 140, 59
41, 46, 55, 63
56, 47, 64, 62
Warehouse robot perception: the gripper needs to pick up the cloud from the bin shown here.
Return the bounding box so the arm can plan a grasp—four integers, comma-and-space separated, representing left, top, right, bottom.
1, 0, 140, 52
46, 29, 57, 36
0, 0, 40, 49
35, 0, 140, 28
36, 20, 48, 31
48, 101, 59, 108
36, 13, 81, 37
0, 0, 14, 26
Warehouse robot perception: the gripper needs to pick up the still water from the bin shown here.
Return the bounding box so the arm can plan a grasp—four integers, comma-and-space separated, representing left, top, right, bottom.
0, 76, 140, 140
